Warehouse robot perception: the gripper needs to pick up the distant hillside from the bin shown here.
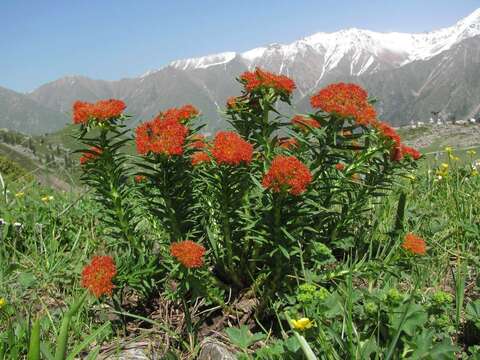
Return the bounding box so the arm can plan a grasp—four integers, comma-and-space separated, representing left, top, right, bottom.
0, 86, 69, 134
399, 122, 480, 154
0, 127, 78, 189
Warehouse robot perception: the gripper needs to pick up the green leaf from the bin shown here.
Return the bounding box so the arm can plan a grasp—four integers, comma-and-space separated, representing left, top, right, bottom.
18, 272, 36, 289
390, 303, 427, 337
466, 300, 480, 329
40, 343, 54, 360
27, 317, 41, 360
284, 336, 301, 353
466, 300, 480, 321
225, 325, 265, 350
66, 322, 111, 360
408, 330, 458, 360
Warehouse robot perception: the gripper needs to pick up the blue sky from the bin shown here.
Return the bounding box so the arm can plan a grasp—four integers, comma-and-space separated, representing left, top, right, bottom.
1, 0, 479, 92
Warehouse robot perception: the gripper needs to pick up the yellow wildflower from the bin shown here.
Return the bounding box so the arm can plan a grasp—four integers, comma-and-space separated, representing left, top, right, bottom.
444, 146, 453, 153
291, 317, 314, 331
436, 163, 449, 178
0, 298, 6, 309
449, 155, 460, 161
467, 150, 476, 156
472, 170, 479, 177
41, 195, 54, 202
15, 192, 25, 198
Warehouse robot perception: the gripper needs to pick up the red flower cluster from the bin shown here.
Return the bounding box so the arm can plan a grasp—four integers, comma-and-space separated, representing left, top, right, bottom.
402, 233, 426, 255
80, 146, 102, 165
134, 175, 146, 183
375, 121, 421, 161
81, 256, 117, 297
310, 83, 377, 125
191, 151, 211, 166
262, 155, 312, 195
226, 96, 239, 109
400, 144, 421, 160
136, 117, 188, 156
73, 99, 126, 124
240, 68, 296, 95
170, 240, 206, 268
211, 131, 253, 165
160, 104, 199, 122
278, 137, 299, 150
291, 115, 320, 131
335, 162, 345, 171
189, 134, 207, 149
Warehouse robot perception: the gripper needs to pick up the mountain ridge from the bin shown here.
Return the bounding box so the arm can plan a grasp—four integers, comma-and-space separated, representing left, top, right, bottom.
2, 8, 480, 134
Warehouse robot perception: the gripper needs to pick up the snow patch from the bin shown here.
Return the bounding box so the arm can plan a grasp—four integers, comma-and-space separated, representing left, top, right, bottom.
170, 52, 237, 70
147, 8, 480, 82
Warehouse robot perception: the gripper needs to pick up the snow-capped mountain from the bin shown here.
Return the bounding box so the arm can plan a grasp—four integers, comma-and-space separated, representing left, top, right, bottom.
165, 7, 480, 93
3, 8, 480, 134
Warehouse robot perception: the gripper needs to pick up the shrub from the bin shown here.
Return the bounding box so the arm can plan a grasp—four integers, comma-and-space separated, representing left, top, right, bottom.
73, 70, 421, 320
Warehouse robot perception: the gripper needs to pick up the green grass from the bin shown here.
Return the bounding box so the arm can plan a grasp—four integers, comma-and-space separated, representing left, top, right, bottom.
1, 120, 480, 358
0, 154, 479, 358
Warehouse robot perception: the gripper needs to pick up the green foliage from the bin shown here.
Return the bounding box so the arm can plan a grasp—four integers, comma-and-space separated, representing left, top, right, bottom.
226, 325, 265, 350
1, 72, 480, 358
0, 155, 30, 180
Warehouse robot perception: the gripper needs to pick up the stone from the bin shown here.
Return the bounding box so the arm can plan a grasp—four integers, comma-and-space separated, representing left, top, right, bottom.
198, 339, 236, 360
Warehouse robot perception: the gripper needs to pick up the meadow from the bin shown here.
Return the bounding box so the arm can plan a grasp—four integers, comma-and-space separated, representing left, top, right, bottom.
1, 69, 480, 359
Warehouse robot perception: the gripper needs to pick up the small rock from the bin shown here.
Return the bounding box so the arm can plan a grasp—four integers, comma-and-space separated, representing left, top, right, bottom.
198, 339, 236, 360
100, 344, 156, 360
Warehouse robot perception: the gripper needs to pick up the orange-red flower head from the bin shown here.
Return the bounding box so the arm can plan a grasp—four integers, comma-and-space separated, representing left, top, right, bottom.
81, 256, 117, 297
160, 105, 199, 123
135, 117, 188, 156
262, 155, 312, 196
335, 162, 345, 171
278, 137, 299, 150
211, 131, 253, 165
226, 96, 239, 109
80, 146, 102, 165
191, 151, 211, 166
240, 68, 296, 95
73, 99, 126, 124
374, 121, 401, 147
310, 83, 376, 125
401, 145, 421, 160
291, 115, 320, 131
170, 240, 206, 269
374, 122, 421, 161
402, 233, 426, 255
134, 175, 146, 183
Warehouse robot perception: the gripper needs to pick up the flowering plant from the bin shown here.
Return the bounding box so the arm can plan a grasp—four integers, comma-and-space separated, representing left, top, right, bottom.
74, 69, 421, 316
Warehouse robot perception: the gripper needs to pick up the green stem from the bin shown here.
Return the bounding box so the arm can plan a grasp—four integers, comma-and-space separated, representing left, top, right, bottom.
54, 291, 88, 360
259, 194, 283, 310
220, 171, 233, 268
27, 317, 41, 360
218, 169, 243, 288
272, 194, 283, 279
163, 194, 182, 241
181, 295, 196, 351
98, 128, 135, 248
261, 102, 274, 156
394, 192, 407, 233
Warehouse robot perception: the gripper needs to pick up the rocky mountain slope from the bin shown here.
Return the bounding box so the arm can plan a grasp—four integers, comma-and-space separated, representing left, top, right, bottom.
2, 8, 480, 134
0, 86, 68, 134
